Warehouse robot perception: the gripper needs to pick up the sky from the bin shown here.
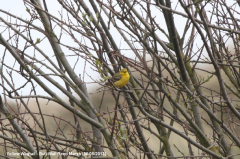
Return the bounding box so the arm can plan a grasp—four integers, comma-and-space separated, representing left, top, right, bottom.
0, 0, 162, 97
0, 1, 100, 97
0, 0, 237, 98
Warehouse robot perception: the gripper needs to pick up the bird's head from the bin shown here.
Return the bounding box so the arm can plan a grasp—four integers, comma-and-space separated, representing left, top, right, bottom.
120, 68, 128, 74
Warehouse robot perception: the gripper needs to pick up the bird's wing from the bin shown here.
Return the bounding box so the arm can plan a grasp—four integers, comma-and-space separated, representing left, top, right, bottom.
110, 72, 122, 83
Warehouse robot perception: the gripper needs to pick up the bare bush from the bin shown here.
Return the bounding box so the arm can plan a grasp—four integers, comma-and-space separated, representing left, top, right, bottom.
0, 0, 240, 159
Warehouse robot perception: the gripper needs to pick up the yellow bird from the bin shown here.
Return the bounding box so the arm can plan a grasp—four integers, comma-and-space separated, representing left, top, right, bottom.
107, 68, 130, 88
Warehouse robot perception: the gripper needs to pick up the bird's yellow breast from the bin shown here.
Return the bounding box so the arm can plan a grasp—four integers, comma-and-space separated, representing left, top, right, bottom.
113, 72, 130, 88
